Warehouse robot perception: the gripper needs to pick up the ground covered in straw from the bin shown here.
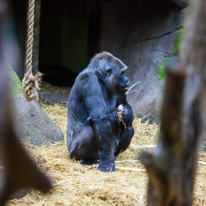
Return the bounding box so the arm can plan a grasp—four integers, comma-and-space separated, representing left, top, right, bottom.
8, 103, 206, 206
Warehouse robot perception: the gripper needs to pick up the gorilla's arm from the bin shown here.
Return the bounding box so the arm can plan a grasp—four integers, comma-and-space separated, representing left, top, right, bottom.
114, 94, 134, 156
79, 73, 116, 172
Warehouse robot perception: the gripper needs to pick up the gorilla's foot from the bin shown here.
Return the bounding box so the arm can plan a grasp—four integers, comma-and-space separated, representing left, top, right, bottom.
98, 160, 115, 172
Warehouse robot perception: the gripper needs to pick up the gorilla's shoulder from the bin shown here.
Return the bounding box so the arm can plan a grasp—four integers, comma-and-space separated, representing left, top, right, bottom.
76, 69, 98, 84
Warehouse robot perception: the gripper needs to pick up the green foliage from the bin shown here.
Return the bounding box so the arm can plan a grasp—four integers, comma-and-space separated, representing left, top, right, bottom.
157, 58, 168, 81
156, 28, 184, 81
10, 68, 23, 95
173, 28, 184, 56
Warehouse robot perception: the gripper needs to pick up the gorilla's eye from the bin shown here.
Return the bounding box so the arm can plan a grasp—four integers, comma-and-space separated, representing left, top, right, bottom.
106, 68, 112, 76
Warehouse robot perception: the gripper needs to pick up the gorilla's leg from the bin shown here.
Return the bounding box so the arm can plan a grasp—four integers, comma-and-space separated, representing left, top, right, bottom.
68, 126, 100, 162
115, 127, 134, 156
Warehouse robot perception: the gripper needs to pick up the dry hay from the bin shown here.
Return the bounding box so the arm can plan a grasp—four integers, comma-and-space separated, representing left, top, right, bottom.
40, 81, 71, 96
7, 103, 206, 206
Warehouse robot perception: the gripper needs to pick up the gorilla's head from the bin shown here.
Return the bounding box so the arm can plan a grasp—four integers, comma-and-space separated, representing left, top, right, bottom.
88, 51, 130, 94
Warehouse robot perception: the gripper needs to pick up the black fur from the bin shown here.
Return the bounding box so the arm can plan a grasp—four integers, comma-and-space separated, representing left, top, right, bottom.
67, 51, 134, 172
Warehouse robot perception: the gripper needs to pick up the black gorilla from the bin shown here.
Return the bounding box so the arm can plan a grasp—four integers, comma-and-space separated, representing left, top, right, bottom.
67, 51, 134, 172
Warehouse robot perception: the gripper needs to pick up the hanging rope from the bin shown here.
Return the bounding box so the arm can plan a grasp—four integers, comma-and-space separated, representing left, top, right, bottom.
22, 0, 42, 102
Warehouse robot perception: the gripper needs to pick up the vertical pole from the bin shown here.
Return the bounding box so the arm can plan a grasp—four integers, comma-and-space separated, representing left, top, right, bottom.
32, 0, 41, 74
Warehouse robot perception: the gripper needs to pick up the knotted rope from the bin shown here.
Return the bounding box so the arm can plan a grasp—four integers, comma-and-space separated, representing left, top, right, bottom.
22, 0, 42, 101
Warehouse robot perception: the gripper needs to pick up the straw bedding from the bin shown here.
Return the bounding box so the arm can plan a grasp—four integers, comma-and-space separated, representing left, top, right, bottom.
7, 103, 206, 206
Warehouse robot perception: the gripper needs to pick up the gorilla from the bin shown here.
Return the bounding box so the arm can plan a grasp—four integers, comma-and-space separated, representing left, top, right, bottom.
67, 51, 134, 172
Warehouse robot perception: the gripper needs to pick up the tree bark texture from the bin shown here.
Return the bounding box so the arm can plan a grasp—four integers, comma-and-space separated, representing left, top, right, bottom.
140, 0, 206, 205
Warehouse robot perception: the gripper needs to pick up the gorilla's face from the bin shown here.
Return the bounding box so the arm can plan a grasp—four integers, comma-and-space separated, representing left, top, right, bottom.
102, 62, 129, 94
91, 52, 130, 95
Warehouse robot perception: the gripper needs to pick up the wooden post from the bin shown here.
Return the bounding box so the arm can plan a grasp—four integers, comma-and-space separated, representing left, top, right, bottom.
140, 0, 206, 205
87, 0, 102, 61
32, 0, 41, 74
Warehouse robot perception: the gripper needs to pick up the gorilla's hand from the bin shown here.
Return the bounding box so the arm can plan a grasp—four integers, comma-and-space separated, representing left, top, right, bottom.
117, 104, 128, 122
117, 104, 134, 126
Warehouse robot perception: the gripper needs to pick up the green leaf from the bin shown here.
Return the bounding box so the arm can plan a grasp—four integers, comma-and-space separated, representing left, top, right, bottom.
157, 58, 169, 81
173, 28, 184, 56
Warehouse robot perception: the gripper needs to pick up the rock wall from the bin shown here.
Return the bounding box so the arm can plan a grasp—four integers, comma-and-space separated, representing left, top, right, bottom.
100, 0, 188, 122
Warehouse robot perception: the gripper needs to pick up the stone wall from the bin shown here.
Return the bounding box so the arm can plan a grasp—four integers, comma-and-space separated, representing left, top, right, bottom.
100, 0, 188, 121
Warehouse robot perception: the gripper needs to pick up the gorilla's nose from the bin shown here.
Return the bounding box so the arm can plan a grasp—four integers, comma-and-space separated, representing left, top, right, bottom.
124, 78, 130, 87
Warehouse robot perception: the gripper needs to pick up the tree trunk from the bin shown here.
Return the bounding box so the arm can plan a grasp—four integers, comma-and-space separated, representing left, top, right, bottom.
140, 0, 206, 205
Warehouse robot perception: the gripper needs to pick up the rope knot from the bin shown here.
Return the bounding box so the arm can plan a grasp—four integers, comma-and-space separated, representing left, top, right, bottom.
22, 70, 42, 101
